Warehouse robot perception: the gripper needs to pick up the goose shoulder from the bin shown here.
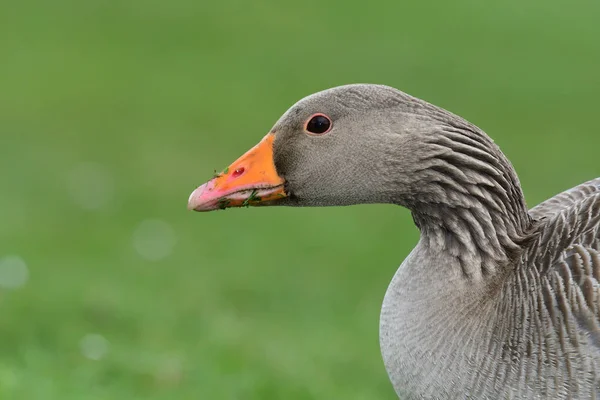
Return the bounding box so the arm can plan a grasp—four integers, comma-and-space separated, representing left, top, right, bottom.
527, 177, 600, 271
523, 178, 600, 346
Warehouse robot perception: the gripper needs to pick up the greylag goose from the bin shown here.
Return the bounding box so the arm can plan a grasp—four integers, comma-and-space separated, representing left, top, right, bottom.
188, 84, 600, 399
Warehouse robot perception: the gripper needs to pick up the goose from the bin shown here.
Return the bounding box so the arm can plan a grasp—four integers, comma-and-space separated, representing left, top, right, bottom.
187, 84, 600, 399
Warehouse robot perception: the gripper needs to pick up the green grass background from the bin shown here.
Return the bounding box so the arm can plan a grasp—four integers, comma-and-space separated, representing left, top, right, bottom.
1, 0, 599, 398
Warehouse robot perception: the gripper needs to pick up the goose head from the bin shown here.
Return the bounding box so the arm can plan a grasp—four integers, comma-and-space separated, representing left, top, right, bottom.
188, 84, 447, 211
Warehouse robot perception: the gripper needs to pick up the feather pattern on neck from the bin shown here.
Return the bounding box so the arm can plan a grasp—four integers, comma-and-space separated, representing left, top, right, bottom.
398, 120, 537, 279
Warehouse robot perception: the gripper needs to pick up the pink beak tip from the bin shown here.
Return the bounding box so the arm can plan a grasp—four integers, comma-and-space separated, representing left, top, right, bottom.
187, 182, 209, 211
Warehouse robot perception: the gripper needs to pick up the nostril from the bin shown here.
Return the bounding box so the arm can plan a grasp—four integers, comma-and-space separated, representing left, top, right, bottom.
232, 167, 245, 178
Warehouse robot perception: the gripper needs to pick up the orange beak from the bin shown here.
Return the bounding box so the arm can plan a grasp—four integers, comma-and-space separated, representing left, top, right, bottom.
187, 133, 287, 211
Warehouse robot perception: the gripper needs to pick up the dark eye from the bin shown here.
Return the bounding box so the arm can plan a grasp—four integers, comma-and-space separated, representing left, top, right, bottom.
305, 114, 332, 135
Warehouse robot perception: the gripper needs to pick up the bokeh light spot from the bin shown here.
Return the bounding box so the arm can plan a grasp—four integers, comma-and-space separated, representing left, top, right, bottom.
0, 256, 29, 289
132, 219, 177, 261
67, 162, 115, 211
154, 355, 184, 386
80, 333, 109, 360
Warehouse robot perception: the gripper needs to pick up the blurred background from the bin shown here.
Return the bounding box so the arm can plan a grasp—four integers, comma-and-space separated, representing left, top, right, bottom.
1, 0, 599, 399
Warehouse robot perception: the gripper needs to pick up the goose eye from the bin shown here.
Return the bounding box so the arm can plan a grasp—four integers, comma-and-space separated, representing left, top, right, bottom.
305, 114, 332, 135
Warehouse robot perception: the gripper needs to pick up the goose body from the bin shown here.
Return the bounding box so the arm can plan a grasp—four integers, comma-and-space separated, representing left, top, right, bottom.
188, 84, 600, 398
382, 177, 600, 399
